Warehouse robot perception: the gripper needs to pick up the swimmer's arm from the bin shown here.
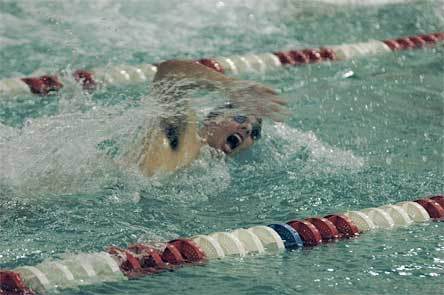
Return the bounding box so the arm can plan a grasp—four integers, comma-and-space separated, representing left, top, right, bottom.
153, 60, 234, 91
154, 60, 289, 121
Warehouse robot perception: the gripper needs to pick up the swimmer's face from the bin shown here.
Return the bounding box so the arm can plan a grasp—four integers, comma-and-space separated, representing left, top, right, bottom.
201, 114, 262, 155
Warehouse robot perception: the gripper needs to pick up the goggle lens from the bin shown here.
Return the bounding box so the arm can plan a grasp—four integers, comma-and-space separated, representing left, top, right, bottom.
251, 123, 261, 140
233, 115, 248, 124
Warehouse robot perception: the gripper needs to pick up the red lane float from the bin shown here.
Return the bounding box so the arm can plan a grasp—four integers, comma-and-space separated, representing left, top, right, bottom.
196, 59, 225, 74
127, 244, 167, 273
73, 70, 97, 90
107, 247, 146, 279
383, 33, 444, 50
1, 195, 442, 295
430, 195, 444, 208
415, 198, 444, 219
0, 32, 442, 97
287, 220, 322, 246
0, 271, 34, 295
168, 239, 207, 264
20, 75, 63, 95
325, 214, 359, 238
305, 217, 340, 241
161, 244, 185, 265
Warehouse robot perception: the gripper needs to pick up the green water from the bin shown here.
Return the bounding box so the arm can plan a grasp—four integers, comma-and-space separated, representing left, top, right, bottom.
1, 1, 443, 294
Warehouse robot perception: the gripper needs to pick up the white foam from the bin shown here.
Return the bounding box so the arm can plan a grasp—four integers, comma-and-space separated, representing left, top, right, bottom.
264, 123, 365, 172
0, 100, 160, 196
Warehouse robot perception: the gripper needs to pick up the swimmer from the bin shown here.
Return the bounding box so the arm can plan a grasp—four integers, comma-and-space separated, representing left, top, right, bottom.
132, 60, 288, 176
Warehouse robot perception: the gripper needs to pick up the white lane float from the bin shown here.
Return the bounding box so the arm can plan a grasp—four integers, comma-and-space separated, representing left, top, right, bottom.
343, 211, 376, 232
208, 232, 247, 257
360, 208, 396, 229
192, 235, 226, 259
231, 228, 266, 254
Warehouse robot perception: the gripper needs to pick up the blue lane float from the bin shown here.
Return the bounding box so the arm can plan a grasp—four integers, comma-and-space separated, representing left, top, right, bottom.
268, 223, 304, 249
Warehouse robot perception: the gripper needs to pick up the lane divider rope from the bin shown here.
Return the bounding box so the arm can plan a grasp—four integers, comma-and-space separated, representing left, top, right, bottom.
0, 32, 442, 97
1, 195, 442, 295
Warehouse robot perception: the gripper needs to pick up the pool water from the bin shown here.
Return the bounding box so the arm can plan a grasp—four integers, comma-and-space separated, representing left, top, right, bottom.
1, 0, 443, 294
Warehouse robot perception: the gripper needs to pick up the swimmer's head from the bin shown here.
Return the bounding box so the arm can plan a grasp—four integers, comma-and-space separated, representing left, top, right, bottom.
200, 103, 262, 155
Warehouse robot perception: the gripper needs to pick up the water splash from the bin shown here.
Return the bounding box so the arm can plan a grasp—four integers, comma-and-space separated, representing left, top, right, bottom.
263, 122, 365, 172
0, 98, 159, 197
